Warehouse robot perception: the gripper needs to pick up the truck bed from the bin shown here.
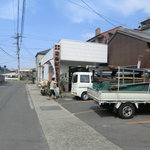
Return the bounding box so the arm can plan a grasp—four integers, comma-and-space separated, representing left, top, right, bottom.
88, 88, 150, 104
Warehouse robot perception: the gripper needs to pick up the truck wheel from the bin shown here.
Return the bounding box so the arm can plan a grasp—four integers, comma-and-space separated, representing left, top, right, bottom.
118, 103, 135, 119
81, 92, 89, 100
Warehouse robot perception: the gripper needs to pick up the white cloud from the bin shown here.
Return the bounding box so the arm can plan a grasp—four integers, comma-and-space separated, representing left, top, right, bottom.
106, 0, 150, 16
67, 2, 99, 23
54, 0, 150, 24
53, 0, 102, 23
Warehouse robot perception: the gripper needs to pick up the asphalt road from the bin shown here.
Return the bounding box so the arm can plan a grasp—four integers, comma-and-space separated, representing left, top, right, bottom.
0, 81, 49, 150
57, 97, 150, 150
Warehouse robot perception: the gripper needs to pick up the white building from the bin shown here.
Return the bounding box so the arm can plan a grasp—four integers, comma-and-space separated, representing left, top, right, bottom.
36, 39, 107, 91
35, 49, 49, 82
3, 72, 18, 80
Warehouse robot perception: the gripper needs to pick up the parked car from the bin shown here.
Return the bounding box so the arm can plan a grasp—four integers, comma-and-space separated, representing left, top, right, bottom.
71, 72, 92, 100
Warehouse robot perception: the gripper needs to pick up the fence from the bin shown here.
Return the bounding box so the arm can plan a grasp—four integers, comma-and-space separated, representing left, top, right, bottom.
0, 75, 5, 83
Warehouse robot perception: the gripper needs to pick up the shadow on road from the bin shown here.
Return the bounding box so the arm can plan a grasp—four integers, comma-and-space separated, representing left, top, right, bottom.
90, 105, 118, 118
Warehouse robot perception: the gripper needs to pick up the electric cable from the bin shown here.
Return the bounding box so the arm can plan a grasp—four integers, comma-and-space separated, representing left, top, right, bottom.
0, 47, 16, 58
80, 0, 116, 27
20, 0, 26, 45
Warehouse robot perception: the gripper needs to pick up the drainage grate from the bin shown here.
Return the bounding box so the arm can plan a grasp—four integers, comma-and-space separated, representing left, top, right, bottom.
40, 105, 62, 111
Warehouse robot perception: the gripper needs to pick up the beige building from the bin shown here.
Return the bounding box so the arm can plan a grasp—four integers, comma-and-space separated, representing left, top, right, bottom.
35, 49, 49, 82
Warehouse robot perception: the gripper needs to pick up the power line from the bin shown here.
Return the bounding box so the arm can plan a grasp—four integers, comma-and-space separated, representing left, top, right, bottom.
66, 0, 91, 11
16, 0, 21, 80
0, 60, 17, 65
12, 0, 16, 34
15, 0, 26, 80
23, 36, 56, 42
0, 35, 12, 37
0, 47, 16, 58
21, 46, 47, 50
0, 43, 16, 48
80, 0, 116, 27
20, 0, 26, 45
22, 47, 35, 57
87, 0, 127, 27
23, 34, 58, 41
17, 0, 20, 34
66, 0, 123, 27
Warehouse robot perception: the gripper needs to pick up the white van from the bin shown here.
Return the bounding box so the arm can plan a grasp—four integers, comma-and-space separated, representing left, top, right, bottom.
71, 72, 92, 100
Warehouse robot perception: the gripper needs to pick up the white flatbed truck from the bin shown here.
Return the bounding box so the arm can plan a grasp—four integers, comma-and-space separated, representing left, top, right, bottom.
87, 66, 150, 119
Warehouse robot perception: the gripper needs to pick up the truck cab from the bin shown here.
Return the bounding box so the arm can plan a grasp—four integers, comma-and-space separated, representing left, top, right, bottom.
71, 72, 92, 100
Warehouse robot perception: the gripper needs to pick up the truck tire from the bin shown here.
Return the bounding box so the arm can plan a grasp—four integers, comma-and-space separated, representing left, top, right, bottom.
81, 92, 89, 100
118, 103, 135, 119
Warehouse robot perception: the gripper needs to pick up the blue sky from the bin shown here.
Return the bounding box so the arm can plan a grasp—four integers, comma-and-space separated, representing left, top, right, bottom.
0, 0, 150, 70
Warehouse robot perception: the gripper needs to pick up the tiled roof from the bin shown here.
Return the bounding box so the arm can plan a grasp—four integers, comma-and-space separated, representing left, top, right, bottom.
109, 28, 150, 44
35, 49, 49, 57
87, 26, 122, 42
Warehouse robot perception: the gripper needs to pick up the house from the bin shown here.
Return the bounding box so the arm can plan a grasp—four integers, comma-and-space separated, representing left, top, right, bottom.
37, 39, 107, 91
20, 68, 36, 80
138, 17, 150, 33
87, 26, 123, 44
35, 49, 49, 82
3, 72, 18, 80
108, 28, 150, 68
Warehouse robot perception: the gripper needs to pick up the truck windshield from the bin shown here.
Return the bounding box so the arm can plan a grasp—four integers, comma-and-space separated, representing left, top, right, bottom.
80, 75, 90, 83
72, 75, 78, 83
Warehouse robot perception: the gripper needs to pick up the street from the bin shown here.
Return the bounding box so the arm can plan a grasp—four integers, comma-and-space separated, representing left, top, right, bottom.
57, 98, 150, 150
1, 81, 150, 150
0, 81, 49, 150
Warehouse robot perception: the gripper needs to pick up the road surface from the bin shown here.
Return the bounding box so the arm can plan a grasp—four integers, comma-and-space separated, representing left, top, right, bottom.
0, 81, 49, 150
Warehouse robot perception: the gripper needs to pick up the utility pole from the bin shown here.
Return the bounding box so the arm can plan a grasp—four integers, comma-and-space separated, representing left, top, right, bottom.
15, 0, 26, 80
16, 33, 20, 80
16, 0, 20, 80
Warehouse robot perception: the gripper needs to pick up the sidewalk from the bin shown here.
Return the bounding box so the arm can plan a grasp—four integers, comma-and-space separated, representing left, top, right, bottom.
26, 84, 122, 150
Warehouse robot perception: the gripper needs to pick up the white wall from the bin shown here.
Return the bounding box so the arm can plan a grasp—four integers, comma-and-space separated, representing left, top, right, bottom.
40, 48, 56, 80
41, 49, 54, 65
142, 28, 150, 33
60, 39, 107, 63
38, 39, 107, 83
35, 54, 44, 82
43, 64, 49, 80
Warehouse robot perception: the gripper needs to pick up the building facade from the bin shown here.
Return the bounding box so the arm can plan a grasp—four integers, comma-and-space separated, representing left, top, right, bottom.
37, 39, 108, 91
108, 28, 150, 68
35, 49, 49, 82
138, 17, 150, 33
87, 26, 123, 44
